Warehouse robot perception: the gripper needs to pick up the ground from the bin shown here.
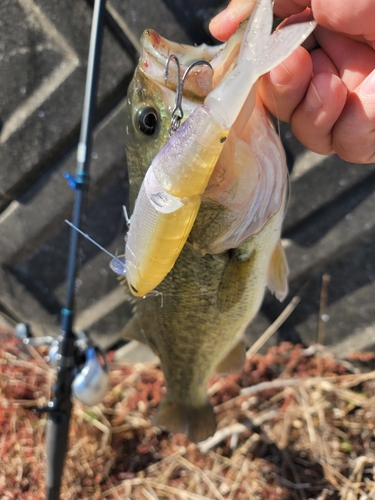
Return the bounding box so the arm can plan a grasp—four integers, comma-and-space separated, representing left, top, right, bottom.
1, 325, 375, 499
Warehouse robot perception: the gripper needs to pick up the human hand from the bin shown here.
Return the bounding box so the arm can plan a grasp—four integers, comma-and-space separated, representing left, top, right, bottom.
209, 0, 375, 163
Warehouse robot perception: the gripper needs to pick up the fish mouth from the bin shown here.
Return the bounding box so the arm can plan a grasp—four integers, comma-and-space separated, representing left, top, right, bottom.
139, 25, 247, 99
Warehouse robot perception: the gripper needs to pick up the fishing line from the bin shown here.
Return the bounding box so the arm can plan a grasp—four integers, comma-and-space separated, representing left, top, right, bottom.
65, 220, 166, 307
268, 90, 292, 218
65, 220, 126, 275
271, 90, 281, 140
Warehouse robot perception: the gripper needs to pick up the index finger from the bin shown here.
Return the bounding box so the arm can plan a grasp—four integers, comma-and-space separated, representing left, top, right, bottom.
312, 0, 375, 36
315, 27, 375, 91
273, 0, 311, 18
209, 0, 310, 42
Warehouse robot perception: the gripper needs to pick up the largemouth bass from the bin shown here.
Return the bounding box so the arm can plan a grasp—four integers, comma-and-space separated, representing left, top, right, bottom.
121, 0, 315, 442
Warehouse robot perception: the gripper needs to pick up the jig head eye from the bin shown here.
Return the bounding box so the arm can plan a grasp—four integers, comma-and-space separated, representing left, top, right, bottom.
137, 106, 158, 135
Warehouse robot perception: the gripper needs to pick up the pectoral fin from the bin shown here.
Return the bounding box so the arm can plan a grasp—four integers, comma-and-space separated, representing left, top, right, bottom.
218, 249, 255, 312
215, 340, 246, 374
121, 315, 144, 342
267, 240, 289, 302
121, 314, 160, 356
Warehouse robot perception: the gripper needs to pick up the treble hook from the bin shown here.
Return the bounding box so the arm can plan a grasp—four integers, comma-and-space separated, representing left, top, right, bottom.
165, 54, 213, 136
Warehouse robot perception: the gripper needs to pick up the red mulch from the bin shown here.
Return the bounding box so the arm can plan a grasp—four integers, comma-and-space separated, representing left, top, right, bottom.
1, 327, 374, 500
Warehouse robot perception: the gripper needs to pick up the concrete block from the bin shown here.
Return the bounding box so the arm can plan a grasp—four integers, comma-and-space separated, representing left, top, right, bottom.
0, 0, 132, 202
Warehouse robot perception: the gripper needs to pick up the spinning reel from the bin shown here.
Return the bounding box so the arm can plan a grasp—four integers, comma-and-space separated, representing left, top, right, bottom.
15, 323, 109, 407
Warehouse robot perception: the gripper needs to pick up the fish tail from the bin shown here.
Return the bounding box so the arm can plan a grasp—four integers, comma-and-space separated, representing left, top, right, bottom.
152, 399, 217, 443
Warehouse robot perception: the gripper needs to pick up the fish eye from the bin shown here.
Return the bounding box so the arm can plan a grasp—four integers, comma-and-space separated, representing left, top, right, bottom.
137, 106, 158, 136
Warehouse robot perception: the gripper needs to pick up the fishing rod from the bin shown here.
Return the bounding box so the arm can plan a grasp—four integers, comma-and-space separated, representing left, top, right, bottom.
15, 0, 108, 498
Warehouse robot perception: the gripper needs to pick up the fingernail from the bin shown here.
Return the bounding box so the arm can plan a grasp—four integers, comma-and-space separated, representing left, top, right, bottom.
360, 72, 375, 96
269, 63, 292, 87
305, 81, 323, 112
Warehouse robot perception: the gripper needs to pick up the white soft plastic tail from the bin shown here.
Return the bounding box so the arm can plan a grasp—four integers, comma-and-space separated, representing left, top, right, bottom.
205, 0, 316, 128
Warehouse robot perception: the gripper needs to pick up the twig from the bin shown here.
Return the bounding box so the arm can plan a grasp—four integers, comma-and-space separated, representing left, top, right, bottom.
142, 487, 159, 500
215, 377, 304, 412
228, 460, 247, 500
2, 354, 49, 375
105, 477, 123, 500
198, 423, 249, 453
240, 377, 302, 396
198, 410, 278, 453
75, 407, 111, 453
299, 386, 318, 456
317, 274, 331, 346
147, 481, 213, 500
26, 344, 52, 371
0, 399, 44, 408
349, 456, 371, 482
158, 459, 181, 484
338, 370, 375, 388
246, 293, 301, 359
232, 433, 261, 460
176, 456, 226, 500
146, 447, 187, 473
322, 464, 368, 496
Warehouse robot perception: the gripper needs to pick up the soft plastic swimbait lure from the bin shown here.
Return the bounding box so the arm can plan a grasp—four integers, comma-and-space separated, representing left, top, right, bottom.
121, 0, 315, 297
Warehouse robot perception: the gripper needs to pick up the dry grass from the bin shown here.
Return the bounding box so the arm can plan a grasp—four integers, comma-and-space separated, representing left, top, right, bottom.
1, 326, 374, 500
